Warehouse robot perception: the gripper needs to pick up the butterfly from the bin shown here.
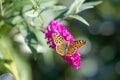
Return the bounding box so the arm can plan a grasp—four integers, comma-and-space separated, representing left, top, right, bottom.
52, 33, 86, 56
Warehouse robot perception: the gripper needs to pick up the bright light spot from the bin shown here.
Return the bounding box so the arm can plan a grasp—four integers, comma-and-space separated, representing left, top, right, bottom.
14, 34, 25, 43
99, 21, 115, 36
100, 45, 115, 61
14, 34, 32, 53
37, 45, 46, 53
80, 59, 98, 77
20, 43, 32, 53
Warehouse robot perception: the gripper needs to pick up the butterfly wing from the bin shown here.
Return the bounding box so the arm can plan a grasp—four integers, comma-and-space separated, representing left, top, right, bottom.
65, 40, 86, 56
71, 40, 86, 49
52, 33, 65, 44
65, 43, 76, 56
56, 44, 66, 55
53, 33, 66, 55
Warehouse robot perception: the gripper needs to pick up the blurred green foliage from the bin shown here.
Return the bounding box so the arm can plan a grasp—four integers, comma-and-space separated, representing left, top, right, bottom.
0, 36, 31, 80
0, 0, 120, 80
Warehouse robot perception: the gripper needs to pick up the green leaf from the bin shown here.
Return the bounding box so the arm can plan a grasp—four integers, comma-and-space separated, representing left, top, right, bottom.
65, 0, 85, 15
4, 0, 30, 16
25, 29, 38, 54
77, 1, 102, 13
25, 10, 38, 17
21, 25, 38, 54
40, 0, 57, 4
12, 16, 23, 24
44, 6, 66, 11
69, 15, 89, 26
18, 23, 47, 54
19, 24, 28, 38
33, 29, 47, 46
19, 24, 37, 53
39, 0, 57, 8
14, 0, 30, 9
83, 1, 102, 7
54, 9, 68, 20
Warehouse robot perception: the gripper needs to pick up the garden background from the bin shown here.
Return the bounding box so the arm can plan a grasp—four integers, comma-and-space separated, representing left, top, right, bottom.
0, 0, 120, 80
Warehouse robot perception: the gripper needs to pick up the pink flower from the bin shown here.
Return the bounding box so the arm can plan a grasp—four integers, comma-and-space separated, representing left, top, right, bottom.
44, 19, 82, 69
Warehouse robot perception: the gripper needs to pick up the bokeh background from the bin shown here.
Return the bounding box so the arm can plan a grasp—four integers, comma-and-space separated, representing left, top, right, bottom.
0, 0, 120, 80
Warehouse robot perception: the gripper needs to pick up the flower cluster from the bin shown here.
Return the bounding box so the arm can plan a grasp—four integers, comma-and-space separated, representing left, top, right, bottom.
44, 20, 82, 69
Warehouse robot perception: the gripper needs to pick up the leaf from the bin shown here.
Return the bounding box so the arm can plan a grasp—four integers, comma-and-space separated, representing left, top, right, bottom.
19, 24, 28, 38
25, 10, 38, 17
45, 6, 66, 11
28, 26, 46, 46
40, 0, 57, 4
19, 24, 47, 54
40, 0, 57, 8
12, 16, 23, 24
65, 0, 85, 15
4, 0, 30, 16
54, 9, 68, 20
69, 15, 89, 26
25, 30, 38, 54
83, 1, 102, 7
19, 24, 37, 54
77, 1, 103, 13
14, 0, 30, 9
19, 25, 38, 54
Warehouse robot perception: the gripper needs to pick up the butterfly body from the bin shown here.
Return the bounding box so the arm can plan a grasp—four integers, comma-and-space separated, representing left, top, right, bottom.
53, 33, 86, 56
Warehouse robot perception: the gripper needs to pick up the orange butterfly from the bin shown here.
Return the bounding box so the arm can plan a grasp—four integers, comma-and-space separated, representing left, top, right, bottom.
52, 33, 86, 56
